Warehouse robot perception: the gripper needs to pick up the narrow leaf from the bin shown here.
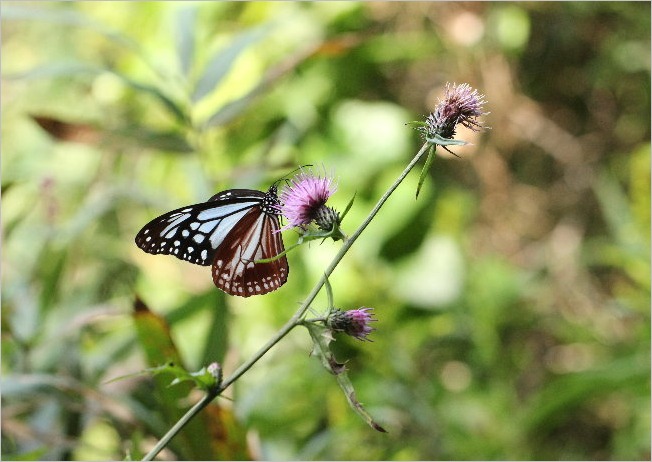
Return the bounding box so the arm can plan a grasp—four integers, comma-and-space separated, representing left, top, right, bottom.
6, 64, 188, 125
1, 5, 139, 52
203, 38, 321, 129
203, 91, 260, 128
176, 6, 197, 77
426, 133, 469, 146
111, 127, 193, 153
255, 241, 300, 263
200, 291, 230, 368
305, 323, 387, 433
3, 62, 100, 80
340, 192, 357, 222
116, 72, 188, 124
192, 24, 272, 102
132, 298, 215, 460
324, 274, 335, 310
415, 145, 435, 199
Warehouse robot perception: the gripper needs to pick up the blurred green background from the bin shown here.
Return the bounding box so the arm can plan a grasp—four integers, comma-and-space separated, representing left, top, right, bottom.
1, 2, 650, 460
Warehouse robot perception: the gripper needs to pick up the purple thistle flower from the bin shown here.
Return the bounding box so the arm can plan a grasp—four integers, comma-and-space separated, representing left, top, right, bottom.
279, 170, 339, 231
327, 307, 378, 342
424, 82, 488, 141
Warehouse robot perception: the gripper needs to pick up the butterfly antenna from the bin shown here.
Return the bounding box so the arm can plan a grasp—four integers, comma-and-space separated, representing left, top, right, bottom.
272, 164, 313, 187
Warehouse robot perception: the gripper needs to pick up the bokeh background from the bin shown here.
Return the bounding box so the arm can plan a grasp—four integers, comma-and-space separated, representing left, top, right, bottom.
2, 2, 650, 460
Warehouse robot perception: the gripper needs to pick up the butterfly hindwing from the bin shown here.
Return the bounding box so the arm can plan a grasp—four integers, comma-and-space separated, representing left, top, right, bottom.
212, 205, 288, 297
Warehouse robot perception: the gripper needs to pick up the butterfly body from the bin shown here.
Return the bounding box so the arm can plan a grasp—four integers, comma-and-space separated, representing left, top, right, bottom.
135, 186, 288, 297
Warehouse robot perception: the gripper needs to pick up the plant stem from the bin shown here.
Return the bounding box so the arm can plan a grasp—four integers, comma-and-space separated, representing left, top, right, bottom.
141, 142, 430, 461
223, 141, 430, 387
142, 390, 217, 461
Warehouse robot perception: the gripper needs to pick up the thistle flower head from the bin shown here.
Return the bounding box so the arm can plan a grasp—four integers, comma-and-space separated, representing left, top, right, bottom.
423, 82, 488, 141
327, 307, 377, 342
279, 169, 339, 231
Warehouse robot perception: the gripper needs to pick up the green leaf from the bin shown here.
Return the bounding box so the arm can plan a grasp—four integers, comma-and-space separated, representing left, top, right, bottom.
340, 191, 357, 222
115, 72, 188, 125
200, 291, 229, 368
36, 243, 69, 315
111, 127, 193, 153
202, 90, 261, 128
524, 353, 650, 434
145, 362, 221, 392
3, 62, 100, 80
1, 5, 139, 52
324, 274, 335, 310
255, 225, 346, 264
254, 241, 299, 263
415, 145, 435, 199
132, 298, 215, 460
1, 446, 49, 461
594, 171, 646, 251
0, 373, 78, 397
5, 64, 188, 125
426, 133, 469, 146
176, 6, 197, 77
202, 37, 318, 129
304, 323, 387, 433
192, 23, 273, 103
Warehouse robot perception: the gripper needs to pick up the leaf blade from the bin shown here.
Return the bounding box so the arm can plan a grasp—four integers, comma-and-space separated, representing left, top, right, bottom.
305, 323, 387, 433
176, 6, 197, 77
192, 23, 273, 103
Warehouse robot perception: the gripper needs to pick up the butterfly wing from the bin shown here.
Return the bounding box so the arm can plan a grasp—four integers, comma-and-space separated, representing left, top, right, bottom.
135, 188, 288, 297
212, 206, 288, 297
134, 190, 266, 267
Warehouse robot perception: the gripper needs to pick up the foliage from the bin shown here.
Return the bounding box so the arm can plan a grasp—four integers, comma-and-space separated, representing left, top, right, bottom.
2, 2, 650, 460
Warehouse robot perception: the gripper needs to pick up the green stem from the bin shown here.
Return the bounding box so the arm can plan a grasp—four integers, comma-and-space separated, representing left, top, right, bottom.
141, 142, 430, 461
223, 142, 430, 388
142, 390, 217, 461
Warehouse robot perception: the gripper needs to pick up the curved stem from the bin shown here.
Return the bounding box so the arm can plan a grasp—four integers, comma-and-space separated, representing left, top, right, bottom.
222, 142, 430, 388
141, 142, 430, 461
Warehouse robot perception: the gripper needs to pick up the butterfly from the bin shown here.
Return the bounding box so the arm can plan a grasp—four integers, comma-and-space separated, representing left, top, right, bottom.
135, 185, 288, 297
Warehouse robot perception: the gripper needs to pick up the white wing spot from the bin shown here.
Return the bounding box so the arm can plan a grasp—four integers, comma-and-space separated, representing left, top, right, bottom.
190, 222, 200, 230
199, 220, 219, 233
145, 236, 151, 242
174, 240, 180, 247
182, 230, 190, 237
201, 249, 208, 261
165, 228, 177, 239
160, 213, 191, 237
193, 234, 205, 244
187, 247, 194, 253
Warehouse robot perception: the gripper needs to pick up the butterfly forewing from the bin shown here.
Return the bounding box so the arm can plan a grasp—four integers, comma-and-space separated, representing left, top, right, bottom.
135, 187, 288, 297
